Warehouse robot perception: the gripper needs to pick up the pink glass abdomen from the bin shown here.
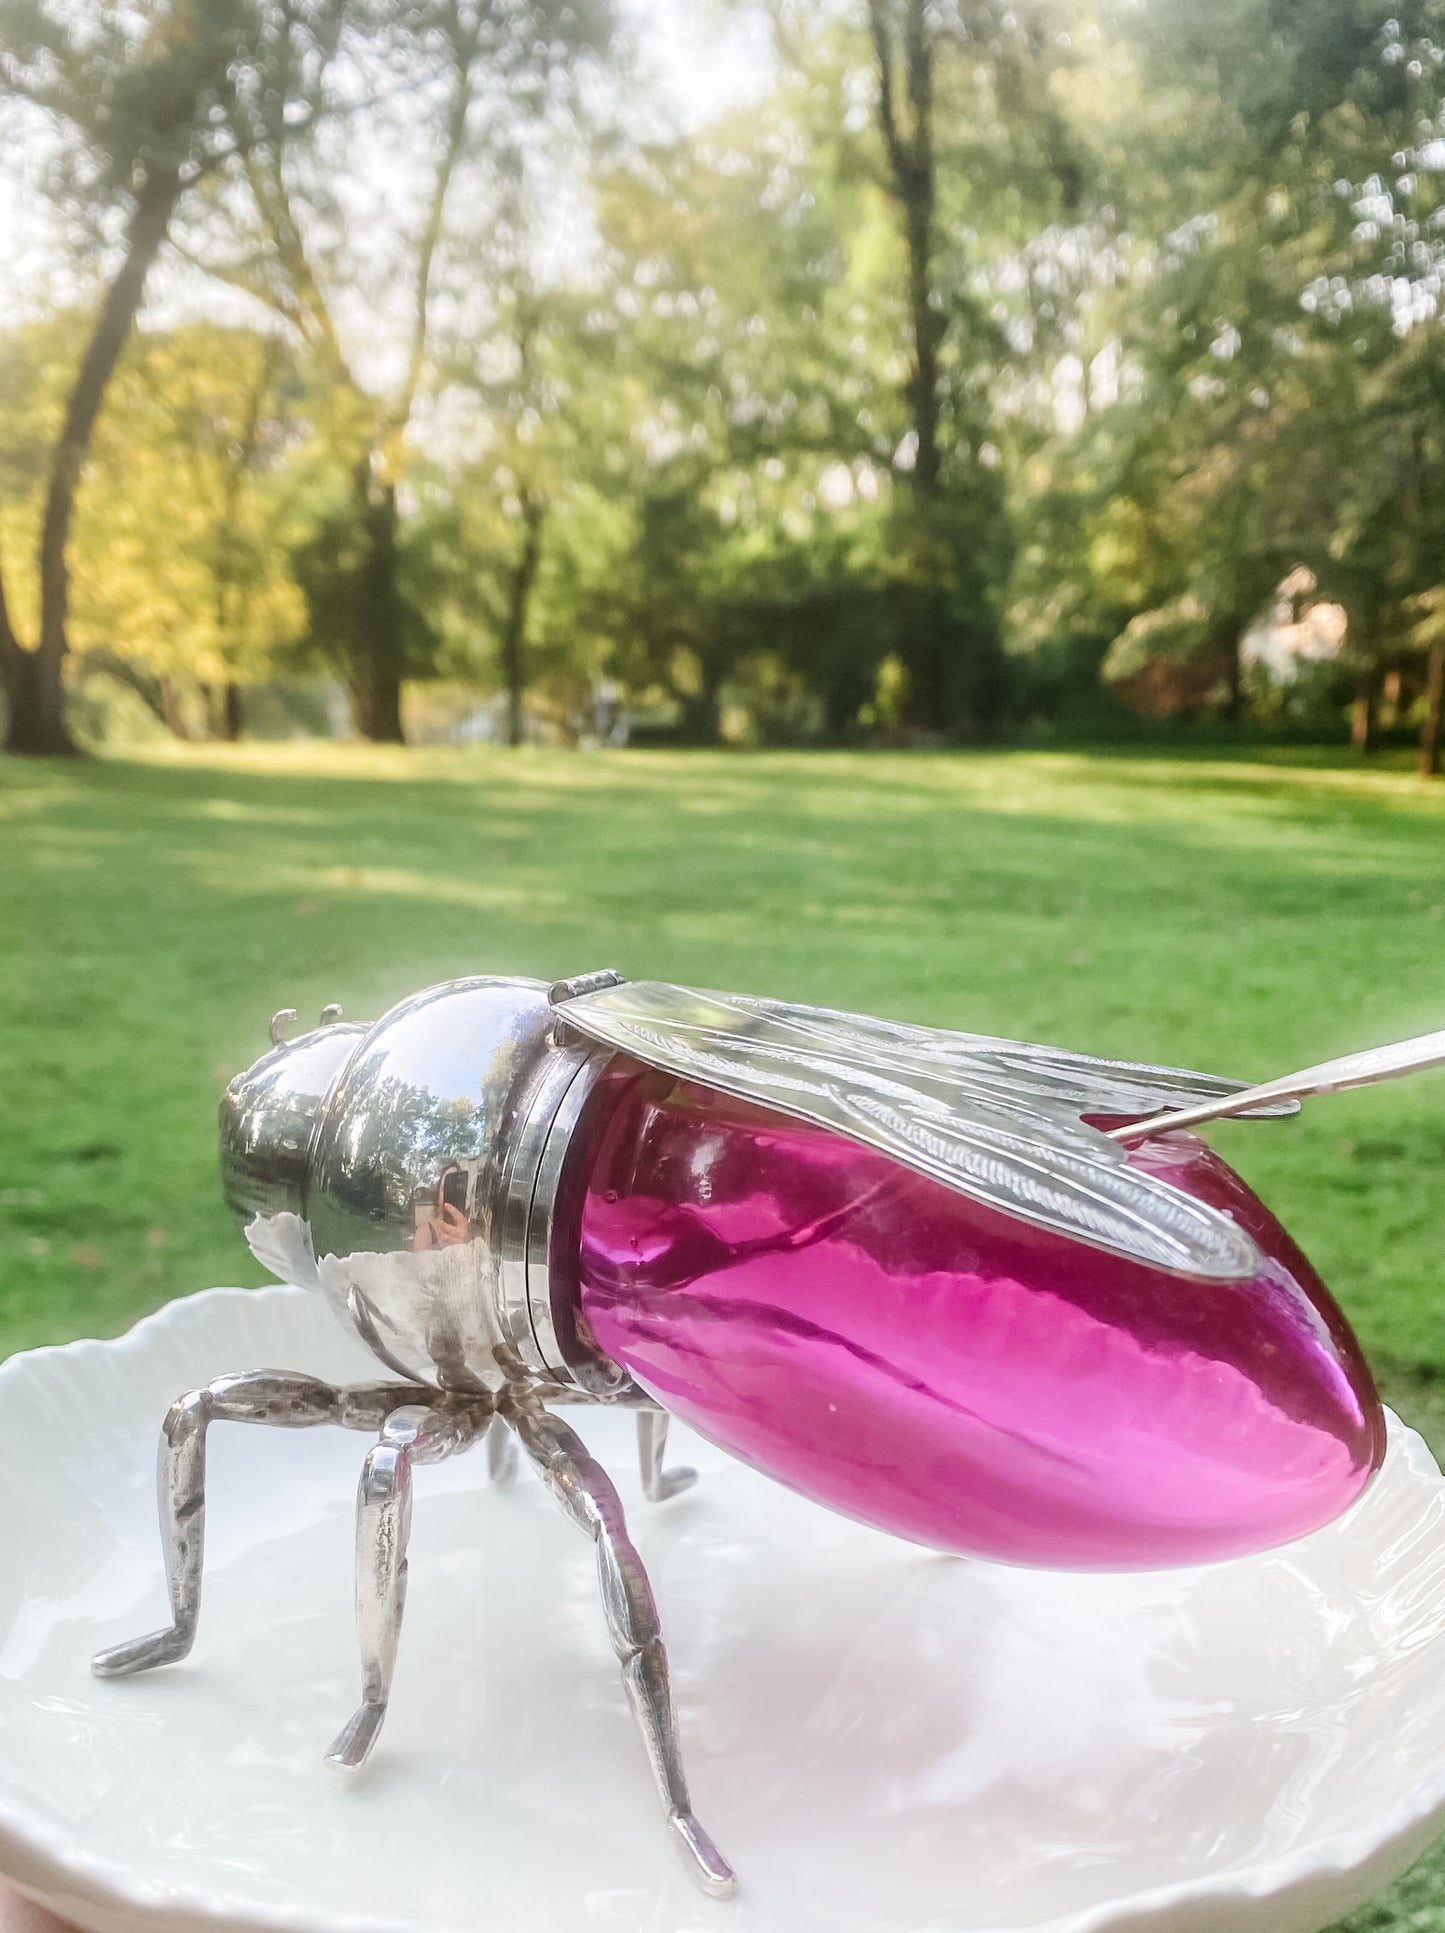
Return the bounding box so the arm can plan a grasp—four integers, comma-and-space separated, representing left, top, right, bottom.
563, 1069, 1385, 1570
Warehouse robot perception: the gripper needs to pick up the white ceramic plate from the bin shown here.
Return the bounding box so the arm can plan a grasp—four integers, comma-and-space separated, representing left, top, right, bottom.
1, 1285, 1443, 1933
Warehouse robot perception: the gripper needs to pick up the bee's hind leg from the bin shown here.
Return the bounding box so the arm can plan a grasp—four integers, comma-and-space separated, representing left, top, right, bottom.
92, 1373, 428, 1681
638, 1409, 696, 1503
510, 1403, 735, 1900
326, 1399, 487, 1771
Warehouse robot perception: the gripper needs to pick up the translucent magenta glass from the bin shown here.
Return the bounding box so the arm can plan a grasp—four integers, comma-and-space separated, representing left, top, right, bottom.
562, 1069, 1385, 1570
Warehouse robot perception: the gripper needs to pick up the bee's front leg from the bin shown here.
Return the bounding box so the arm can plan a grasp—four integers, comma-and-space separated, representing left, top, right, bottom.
326, 1399, 488, 1772
510, 1403, 735, 1900
637, 1409, 696, 1504
93, 1373, 427, 1681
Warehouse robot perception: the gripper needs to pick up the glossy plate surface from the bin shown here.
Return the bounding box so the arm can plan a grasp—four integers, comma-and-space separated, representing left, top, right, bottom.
1, 1284, 1443, 1933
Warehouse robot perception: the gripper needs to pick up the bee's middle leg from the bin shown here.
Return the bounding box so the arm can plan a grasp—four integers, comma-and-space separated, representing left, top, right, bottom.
325, 1400, 488, 1771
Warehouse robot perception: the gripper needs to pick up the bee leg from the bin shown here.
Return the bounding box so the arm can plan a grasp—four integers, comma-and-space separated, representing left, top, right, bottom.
638, 1410, 696, 1504
510, 1405, 735, 1900
486, 1413, 519, 1488
326, 1401, 483, 1772
93, 1373, 423, 1680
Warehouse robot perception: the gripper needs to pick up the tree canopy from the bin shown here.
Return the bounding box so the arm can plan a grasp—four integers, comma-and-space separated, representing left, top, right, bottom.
4, 0, 1445, 761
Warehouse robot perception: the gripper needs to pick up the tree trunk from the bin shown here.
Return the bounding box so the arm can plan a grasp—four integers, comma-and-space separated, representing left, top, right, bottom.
1350, 672, 1376, 754
353, 673, 403, 743
1221, 621, 1243, 725
903, 192, 941, 498
5, 165, 183, 758
897, 585, 950, 741
870, 0, 940, 499
501, 494, 546, 748
351, 470, 406, 744
0, 557, 38, 750
1, 540, 71, 755
222, 682, 244, 741
157, 675, 191, 740
200, 681, 234, 739
1382, 666, 1403, 728
868, 0, 1013, 742
1418, 645, 1444, 778
1, 640, 73, 756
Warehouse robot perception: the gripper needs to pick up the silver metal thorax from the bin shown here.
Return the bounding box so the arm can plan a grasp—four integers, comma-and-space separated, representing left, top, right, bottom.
220, 977, 627, 1395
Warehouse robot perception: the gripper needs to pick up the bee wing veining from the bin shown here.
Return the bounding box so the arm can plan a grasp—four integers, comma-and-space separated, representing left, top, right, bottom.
560, 981, 1293, 1282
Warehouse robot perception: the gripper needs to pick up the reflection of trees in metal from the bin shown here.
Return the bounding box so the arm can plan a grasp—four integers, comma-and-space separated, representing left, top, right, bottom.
322, 1071, 490, 1230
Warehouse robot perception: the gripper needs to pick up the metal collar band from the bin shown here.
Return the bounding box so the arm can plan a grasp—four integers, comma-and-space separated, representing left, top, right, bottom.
495, 1038, 621, 1390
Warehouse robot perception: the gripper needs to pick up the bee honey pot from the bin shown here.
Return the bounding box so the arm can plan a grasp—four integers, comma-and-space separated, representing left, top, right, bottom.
91, 971, 1445, 1898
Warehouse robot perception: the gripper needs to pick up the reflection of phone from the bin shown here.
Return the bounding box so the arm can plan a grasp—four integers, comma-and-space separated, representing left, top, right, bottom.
439, 1166, 467, 1215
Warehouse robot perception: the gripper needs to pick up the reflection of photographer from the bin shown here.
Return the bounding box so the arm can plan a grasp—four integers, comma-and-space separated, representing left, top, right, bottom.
412, 1164, 474, 1250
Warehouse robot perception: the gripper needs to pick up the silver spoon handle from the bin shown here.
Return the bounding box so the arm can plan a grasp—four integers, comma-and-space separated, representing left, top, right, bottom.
1107, 1027, 1445, 1147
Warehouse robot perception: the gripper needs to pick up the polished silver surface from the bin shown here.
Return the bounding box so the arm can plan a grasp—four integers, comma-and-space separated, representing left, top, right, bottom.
220, 1019, 369, 1225
116, 966, 736, 1892
557, 981, 1297, 1283
638, 1410, 696, 1504
510, 1398, 736, 1899
304, 976, 562, 1392
92, 1363, 731, 1897
1108, 1025, 1445, 1145
548, 967, 625, 1003
486, 1410, 519, 1486
92, 1371, 432, 1681
200, 978, 744, 1888
229, 977, 626, 1397
525, 1046, 625, 1393
493, 1035, 610, 1383
326, 1400, 489, 1772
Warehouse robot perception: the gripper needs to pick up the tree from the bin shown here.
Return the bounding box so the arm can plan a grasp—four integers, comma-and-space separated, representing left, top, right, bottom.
0, 0, 238, 749
191, 0, 614, 741
0, 0, 356, 754
433, 267, 577, 745
576, 100, 879, 739
79, 323, 305, 734
854, 3, 1081, 732
1, 316, 309, 738
1072, 0, 1445, 750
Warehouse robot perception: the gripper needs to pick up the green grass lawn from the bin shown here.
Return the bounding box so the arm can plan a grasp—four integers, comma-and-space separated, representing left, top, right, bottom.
4, 740, 1445, 1929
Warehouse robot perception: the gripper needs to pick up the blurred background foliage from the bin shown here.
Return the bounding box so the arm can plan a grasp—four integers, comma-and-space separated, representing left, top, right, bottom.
7, 0, 1445, 763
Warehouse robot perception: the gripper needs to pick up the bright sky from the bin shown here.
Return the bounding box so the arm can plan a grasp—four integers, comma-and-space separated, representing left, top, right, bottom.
630, 0, 774, 128
0, 0, 776, 333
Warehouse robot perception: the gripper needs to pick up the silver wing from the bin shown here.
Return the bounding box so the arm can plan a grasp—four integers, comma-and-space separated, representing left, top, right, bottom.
557, 981, 1299, 1283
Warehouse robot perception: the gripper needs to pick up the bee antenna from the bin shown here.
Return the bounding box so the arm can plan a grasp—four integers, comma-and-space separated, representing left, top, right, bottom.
270, 1008, 299, 1047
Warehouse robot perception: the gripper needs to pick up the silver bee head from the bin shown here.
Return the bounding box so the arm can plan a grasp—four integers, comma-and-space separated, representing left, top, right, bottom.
220, 1016, 369, 1226
220, 976, 625, 1396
